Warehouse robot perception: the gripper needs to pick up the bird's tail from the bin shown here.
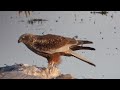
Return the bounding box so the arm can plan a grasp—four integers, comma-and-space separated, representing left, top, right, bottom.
71, 46, 95, 51
68, 50, 96, 67
77, 40, 93, 45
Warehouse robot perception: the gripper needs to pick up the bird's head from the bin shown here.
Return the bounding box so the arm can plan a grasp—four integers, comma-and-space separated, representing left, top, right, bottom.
18, 33, 33, 44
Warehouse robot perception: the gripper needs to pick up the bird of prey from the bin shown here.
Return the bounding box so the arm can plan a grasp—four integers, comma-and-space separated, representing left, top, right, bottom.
18, 33, 96, 67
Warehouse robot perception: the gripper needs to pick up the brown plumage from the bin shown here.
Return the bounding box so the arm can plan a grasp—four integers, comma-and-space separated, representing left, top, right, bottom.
18, 33, 96, 67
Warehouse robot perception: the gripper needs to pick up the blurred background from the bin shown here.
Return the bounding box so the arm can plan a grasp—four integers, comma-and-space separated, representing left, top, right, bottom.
0, 11, 120, 79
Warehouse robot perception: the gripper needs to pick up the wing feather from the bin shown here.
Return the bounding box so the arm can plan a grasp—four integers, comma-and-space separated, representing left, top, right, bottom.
32, 34, 77, 52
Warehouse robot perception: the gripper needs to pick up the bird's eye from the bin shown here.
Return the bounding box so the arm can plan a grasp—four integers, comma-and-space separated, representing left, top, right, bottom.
22, 36, 25, 39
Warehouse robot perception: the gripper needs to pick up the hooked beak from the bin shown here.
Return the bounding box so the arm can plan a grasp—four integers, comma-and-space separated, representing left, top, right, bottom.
18, 39, 21, 43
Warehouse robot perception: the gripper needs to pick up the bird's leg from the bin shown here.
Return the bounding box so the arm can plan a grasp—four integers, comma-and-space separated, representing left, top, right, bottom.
48, 61, 55, 74
48, 62, 54, 68
48, 53, 61, 67
48, 59, 54, 74
48, 53, 61, 73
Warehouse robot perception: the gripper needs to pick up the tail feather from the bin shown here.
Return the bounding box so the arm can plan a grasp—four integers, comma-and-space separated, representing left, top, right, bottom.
77, 40, 93, 45
71, 46, 95, 51
68, 50, 96, 67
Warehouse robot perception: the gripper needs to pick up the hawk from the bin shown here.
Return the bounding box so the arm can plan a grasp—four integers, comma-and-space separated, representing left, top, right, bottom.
18, 33, 96, 67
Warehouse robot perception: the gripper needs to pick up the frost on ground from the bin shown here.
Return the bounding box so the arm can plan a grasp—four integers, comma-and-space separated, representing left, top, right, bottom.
0, 64, 74, 79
